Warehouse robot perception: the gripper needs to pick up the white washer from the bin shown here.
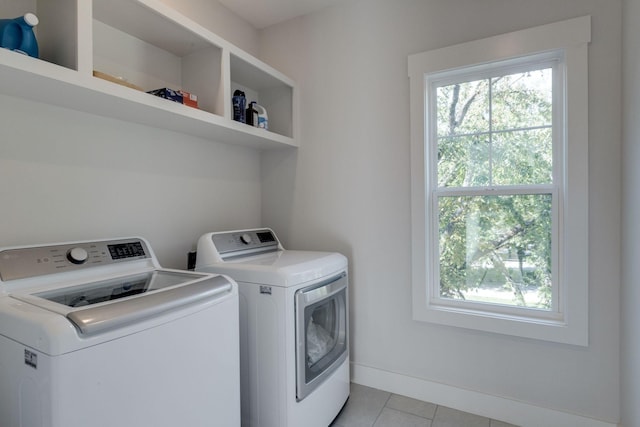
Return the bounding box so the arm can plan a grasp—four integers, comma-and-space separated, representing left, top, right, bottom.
195, 228, 350, 427
0, 237, 240, 427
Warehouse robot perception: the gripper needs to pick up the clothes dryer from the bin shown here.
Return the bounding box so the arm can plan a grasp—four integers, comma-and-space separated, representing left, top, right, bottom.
195, 228, 349, 427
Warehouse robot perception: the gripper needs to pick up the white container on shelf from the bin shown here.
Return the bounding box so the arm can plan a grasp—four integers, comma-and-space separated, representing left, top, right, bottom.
254, 103, 268, 130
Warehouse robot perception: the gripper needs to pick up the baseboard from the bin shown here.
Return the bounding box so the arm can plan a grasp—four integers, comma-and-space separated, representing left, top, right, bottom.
351, 363, 618, 427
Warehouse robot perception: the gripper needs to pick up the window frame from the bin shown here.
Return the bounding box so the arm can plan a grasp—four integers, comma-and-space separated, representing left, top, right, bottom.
408, 16, 590, 346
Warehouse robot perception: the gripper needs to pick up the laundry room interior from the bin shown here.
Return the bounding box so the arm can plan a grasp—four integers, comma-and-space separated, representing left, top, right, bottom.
0, 0, 639, 426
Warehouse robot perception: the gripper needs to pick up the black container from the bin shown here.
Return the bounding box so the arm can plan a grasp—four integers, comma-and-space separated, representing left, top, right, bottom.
246, 101, 259, 127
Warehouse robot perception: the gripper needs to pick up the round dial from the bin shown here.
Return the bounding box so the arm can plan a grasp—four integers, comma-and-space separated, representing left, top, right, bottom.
240, 233, 252, 244
67, 247, 88, 264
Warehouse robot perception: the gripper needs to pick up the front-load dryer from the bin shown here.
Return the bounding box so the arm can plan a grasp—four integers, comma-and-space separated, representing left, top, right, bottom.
195, 228, 349, 427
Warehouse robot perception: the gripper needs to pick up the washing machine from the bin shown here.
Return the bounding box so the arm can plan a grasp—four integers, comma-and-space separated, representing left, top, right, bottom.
195, 228, 349, 427
0, 237, 240, 427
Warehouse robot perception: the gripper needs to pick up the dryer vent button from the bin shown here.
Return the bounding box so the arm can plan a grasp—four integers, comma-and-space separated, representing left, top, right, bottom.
240, 233, 252, 245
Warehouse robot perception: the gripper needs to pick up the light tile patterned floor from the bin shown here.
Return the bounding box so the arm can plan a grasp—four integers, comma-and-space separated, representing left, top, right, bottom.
331, 384, 519, 427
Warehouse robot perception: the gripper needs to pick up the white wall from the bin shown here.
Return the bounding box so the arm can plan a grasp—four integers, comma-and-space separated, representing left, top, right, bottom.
622, 0, 640, 425
0, 0, 263, 268
0, 96, 261, 268
157, 0, 259, 56
259, 0, 622, 423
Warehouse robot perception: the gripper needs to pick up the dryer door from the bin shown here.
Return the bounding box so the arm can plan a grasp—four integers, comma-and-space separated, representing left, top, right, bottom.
295, 272, 348, 401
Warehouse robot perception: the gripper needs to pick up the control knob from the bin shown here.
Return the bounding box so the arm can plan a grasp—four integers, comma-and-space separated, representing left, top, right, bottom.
240, 233, 252, 245
67, 247, 88, 264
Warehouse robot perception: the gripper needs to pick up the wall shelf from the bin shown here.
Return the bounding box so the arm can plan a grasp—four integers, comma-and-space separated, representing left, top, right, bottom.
0, 0, 298, 150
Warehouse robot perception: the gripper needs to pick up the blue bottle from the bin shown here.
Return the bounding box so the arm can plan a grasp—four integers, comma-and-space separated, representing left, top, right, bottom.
232, 90, 246, 123
0, 13, 39, 58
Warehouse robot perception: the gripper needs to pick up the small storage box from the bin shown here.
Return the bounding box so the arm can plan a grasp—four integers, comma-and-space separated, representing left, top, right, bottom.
147, 88, 183, 104
180, 90, 198, 108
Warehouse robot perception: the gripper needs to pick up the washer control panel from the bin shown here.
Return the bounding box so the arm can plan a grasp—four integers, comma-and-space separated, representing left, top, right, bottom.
212, 229, 280, 258
0, 238, 150, 282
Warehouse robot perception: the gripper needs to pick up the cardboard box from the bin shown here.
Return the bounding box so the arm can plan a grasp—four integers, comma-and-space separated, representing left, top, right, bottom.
93, 70, 143, 91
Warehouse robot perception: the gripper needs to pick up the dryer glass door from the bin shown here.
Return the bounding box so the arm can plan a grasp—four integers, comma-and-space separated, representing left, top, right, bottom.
295, 272, 348, 401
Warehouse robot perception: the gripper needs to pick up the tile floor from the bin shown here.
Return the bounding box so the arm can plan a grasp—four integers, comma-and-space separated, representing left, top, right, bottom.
331, 383, 519, 427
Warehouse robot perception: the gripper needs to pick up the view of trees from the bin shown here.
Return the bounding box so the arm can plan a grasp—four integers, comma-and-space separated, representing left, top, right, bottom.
434, 67, 554, 309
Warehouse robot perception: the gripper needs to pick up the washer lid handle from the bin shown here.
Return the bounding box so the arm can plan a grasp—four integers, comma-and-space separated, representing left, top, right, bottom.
66, 274, 233, 336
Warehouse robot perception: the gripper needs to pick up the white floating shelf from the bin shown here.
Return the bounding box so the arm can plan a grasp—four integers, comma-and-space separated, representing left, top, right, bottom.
0, 0, 298, 151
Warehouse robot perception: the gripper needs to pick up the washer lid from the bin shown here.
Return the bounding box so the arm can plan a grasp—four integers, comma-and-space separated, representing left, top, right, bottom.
196, 250, 347, 287
13, 270, 231, 335
1, 271, 235, 355
31, 270, 195, 308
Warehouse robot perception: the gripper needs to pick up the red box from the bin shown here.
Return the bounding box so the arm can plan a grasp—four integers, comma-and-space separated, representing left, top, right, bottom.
180, 90, 198, 108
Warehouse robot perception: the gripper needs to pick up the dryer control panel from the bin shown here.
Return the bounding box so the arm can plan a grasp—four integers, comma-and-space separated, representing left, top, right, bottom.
212, 229, 280, 259
0, 238, 151, 282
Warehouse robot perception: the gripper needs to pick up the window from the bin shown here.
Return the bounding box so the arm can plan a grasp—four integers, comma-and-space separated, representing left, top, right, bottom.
432, 56, 558, 313
408, 17, 590, 345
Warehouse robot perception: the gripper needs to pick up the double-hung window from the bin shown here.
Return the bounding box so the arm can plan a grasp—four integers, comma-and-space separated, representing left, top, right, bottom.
408, 17, 590, 345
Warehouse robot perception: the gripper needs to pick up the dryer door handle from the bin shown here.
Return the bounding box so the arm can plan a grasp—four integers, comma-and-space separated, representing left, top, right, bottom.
296, 272, 347, 305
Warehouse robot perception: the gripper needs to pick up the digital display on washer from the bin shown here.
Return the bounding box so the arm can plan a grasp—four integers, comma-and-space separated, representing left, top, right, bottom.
108, 241, 146, 260
35, 271, 200, 308
256, 231, 275, 243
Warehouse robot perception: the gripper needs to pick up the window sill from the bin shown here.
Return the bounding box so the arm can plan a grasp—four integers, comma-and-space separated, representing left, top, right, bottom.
413, 300, 587, 346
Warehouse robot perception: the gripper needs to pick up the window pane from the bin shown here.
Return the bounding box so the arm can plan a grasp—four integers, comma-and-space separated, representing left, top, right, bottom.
491, 68, 552, 131
435, 67, 554, 189
436, 80, 489, 137
492, 128, 553, 185
438, 135, 490, 187
438, 194, 552, 310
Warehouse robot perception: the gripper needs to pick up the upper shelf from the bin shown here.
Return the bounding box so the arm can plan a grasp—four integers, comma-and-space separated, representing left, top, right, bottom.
93, 0, 214, 58
0, 0, 298, 150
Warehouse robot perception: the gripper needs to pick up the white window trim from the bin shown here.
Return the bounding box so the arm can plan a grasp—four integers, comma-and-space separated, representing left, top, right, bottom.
408, 16, 590, 346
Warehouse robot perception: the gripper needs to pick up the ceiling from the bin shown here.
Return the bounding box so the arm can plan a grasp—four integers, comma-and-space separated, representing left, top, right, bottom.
218, 0, 343, 29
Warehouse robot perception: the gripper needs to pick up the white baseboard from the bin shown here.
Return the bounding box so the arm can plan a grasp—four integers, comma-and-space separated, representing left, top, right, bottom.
351, 363, 618, 427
